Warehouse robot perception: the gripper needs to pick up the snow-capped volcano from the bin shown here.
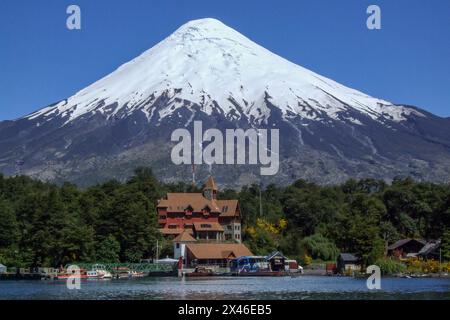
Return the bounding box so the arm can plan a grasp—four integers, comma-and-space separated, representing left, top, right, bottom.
1, 18, 450, 187
27, 18, 422, 126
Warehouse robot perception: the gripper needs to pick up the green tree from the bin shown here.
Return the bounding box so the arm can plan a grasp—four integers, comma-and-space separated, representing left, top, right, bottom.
300, 234, 339, 261
95, 235, 121, 263
0, 199, 19, 248
441, 230, 450, 261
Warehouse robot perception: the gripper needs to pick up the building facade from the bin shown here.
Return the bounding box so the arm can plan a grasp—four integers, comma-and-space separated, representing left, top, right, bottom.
157, 176, 242, 243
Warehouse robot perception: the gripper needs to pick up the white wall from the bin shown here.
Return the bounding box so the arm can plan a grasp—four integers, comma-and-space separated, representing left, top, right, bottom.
174, 242, 186, 260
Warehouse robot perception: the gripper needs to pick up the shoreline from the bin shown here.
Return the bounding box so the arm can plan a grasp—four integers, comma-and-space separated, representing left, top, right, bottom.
2, 271, 450, 281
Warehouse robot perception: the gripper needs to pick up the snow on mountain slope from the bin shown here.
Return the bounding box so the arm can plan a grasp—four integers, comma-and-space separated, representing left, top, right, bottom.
3, 18, 450, 187
26, 18, 424, 126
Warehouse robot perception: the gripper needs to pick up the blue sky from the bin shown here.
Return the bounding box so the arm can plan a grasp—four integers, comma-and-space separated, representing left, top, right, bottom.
0, 0, 449, 120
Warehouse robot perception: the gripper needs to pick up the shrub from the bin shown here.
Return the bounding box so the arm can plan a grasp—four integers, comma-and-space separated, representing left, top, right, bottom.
300, 253, 313, 266
406, 258, 441, 274
374, 257, 406, 275
300, 234, 339, 261
443, 262, 450, 273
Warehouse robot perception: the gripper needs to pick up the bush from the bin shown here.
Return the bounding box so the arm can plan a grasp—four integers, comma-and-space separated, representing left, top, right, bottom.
300, 234, 339, 261
443, 262, 450, 273
406, 258, 441, 274
374, 257, 406, 275
300, 253, 313, 266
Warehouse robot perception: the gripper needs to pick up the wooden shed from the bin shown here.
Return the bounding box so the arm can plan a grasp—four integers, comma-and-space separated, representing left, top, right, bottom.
337, 253, 360, 274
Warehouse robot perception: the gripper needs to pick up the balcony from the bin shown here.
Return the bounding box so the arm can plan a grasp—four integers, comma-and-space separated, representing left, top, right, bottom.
158, 216, 167, 224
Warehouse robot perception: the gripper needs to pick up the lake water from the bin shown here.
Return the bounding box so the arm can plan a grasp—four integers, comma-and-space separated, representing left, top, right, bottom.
1, 276, 449, 300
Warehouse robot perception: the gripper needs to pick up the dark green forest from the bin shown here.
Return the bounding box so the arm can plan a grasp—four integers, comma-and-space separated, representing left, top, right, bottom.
0, 168, 449, 268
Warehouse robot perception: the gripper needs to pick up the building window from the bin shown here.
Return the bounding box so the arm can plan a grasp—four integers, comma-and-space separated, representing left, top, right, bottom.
227, 225, 232, 230
176, 243, 180, 249
160, 215, 167, 220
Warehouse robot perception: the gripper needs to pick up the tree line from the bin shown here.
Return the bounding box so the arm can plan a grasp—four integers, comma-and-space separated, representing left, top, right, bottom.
0, 168, 449, 268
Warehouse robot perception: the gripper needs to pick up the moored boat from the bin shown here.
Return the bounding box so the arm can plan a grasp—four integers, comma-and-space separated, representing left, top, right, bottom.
88, 264, 112, 279
130, 270, 146, 278
184, 266, 217, 277
56, 268, 88, 280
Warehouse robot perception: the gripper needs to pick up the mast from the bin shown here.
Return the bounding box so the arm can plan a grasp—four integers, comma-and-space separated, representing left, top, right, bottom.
259, 184, 263, 217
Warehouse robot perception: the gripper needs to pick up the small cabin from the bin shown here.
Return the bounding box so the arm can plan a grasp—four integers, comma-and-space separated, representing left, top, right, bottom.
0, 264, 6, 274
266, 251, 287, 272
337, 253, 360, 274
387, 238, 426, 259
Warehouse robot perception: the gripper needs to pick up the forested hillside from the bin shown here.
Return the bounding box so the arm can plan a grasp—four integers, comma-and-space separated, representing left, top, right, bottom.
0, 168, 449, 268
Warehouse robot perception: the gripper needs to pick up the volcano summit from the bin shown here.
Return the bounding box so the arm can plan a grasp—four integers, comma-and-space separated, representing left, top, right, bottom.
1, 18, 449, 186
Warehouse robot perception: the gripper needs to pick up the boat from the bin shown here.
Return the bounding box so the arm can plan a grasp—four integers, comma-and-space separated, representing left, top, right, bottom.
86, 270, 101, 279
56, 268, 89, 280
184, 266, 217, 277
112, 267, 132, 279
130, 270, 146, 278
88, 264, 112, 279
56, 271, 88, 280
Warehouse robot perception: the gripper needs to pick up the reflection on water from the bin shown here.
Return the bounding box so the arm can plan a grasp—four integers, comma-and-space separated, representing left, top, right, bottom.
1, 276, 449, 300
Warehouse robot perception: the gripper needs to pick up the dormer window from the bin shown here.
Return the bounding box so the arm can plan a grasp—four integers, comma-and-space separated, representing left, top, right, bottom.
202, 205, 211, 217
185, 205, 194, 216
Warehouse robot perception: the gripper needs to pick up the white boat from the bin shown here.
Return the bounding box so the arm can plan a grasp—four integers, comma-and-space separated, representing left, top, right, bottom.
88, 264, 112, 279
130, 270, 146, 278
86, 270, 100, 279
99, 271, 112, 279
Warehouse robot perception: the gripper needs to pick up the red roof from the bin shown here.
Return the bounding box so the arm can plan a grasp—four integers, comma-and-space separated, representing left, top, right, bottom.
173, 231, 197, 242
186, 243, 252, 260
157, 194, 239, 217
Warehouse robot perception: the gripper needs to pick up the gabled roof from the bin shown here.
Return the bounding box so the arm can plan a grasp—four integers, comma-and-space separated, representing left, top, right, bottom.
266, 251, 286, 260
339, 253, 359, 262
387, 238, 426, 250
217, 199, 239, 217
193, 222, 224, 232
418, 240, 441, 256
173, 231, 197, 242
157, 194, 239, 217
159, 228, 186, 235
157, 176, 239, 217
158, 193, 221, 212
186, 243, 252, 260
